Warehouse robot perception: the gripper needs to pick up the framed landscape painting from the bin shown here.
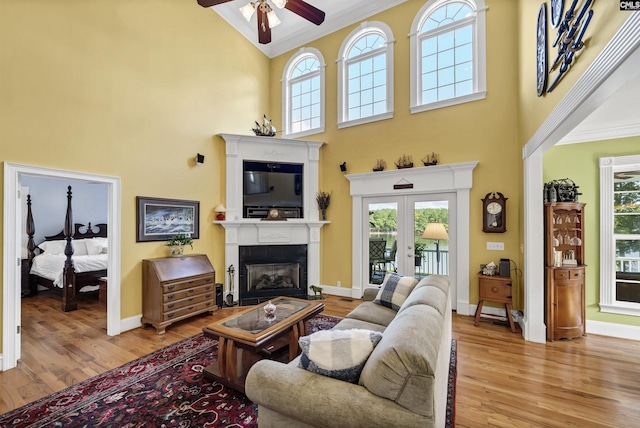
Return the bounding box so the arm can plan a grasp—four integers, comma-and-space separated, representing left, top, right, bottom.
136, 196, 200, 242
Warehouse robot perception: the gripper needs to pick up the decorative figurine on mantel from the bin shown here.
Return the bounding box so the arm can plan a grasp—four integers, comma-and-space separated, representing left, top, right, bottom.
251, 114, 277, 137
422, 152, 439, 166
395, 155, 413, 169
373, 159, 386, 172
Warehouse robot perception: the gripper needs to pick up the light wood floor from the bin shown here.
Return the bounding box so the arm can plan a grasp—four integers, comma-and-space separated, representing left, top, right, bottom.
3, 292, 640, 427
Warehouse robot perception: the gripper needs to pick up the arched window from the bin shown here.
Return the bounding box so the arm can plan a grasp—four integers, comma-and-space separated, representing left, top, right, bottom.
282, 47, 325, 138
410, 0, 487, 113
337, 22, 394, 129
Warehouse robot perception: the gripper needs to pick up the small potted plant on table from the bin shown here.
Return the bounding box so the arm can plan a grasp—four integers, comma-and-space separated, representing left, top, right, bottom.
165, 234, 193, 257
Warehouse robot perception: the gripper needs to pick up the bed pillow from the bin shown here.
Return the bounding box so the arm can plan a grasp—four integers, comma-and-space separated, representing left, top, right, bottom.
373, 272, 419, 311
85, 238, 107, 255
40, 240, 66, 255
73, 239, 88, 256
298, 329, 383, 383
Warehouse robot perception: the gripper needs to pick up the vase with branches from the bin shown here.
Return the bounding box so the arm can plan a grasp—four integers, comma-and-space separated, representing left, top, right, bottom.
165, 234, 193, 257
316, 191, 331, 221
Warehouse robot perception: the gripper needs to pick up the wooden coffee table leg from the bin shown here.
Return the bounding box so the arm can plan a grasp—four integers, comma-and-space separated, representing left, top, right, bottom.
289, 320, 305, 361
225, 339, 238, 383
218, 337, 228, 378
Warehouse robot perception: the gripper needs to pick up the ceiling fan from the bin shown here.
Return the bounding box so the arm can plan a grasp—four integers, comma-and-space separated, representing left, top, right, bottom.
197, 0, 325, 45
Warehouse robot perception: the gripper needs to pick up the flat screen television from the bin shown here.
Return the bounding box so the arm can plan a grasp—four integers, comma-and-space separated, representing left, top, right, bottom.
243, 161, 303, 218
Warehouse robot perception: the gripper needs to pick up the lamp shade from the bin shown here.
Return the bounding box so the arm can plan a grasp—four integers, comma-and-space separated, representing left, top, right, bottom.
215, 204, 226, 213
422, 222, 449, 241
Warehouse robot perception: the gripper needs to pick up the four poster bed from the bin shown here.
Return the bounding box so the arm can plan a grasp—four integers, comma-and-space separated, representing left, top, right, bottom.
26, 186, 108, 312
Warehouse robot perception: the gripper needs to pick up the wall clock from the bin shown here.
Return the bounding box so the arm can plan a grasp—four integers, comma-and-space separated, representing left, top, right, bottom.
482, 192, 507, 233
536, 2, 548, 97
550, 0, 564, 28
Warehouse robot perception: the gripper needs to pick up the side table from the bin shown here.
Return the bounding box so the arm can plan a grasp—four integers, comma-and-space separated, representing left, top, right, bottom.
474, 273, 516, 333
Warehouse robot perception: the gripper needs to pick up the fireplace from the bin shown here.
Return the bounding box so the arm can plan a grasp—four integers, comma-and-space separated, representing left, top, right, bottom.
239, 244, 308, 305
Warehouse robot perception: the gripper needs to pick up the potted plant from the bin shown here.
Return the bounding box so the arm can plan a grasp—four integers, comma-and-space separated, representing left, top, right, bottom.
165, 234, 193, 257
414, 240, 428, 267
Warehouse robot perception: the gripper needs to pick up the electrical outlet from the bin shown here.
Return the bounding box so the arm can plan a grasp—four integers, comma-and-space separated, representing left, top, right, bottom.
337, 280, 341, 287
487, 242, 504, 251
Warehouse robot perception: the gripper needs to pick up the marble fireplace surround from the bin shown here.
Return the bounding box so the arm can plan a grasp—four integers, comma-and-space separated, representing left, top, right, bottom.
214, 134, 326, 301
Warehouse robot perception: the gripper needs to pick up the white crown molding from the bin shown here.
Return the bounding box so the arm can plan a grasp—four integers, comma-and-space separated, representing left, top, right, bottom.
209, 0, 407, 58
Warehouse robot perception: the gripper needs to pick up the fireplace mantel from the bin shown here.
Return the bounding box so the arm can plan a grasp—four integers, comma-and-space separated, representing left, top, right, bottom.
214, 134, 326, 302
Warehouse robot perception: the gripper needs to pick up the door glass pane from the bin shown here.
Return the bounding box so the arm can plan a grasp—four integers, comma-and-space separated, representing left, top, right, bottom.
614, 170, 640, 304
368, 202, 398, 284
414, 200, 449, 278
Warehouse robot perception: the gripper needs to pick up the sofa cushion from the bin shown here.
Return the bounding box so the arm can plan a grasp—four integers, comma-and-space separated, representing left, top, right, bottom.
373, 272, 419, 311
397, 284, 447, 317
359, 304, 444, 417
346, 301, 397, 327
298, 329, 383, 383
332, 317, 387, 333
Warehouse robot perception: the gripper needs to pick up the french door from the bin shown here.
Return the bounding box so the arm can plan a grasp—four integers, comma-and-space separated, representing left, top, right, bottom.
365, 193, 456, 303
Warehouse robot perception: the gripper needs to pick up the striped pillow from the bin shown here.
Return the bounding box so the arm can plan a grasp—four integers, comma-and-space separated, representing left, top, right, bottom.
373, 272, 419, 311
298, 329, 383, 383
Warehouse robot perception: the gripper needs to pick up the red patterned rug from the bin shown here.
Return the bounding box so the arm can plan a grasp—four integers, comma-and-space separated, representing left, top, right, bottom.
0, 315, 457, 427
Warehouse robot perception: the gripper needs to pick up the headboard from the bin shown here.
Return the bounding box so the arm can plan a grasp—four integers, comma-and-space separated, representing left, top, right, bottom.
44, 223, 108, 241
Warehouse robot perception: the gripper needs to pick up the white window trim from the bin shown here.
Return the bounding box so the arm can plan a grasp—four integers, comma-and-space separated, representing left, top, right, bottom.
337, 21, 395, 129
409, 0, 487, 114
281, 47, 326, 139
599, 154, 640, 317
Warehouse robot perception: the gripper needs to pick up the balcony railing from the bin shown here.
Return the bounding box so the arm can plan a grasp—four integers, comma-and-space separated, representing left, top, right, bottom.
415, 249, 449, 276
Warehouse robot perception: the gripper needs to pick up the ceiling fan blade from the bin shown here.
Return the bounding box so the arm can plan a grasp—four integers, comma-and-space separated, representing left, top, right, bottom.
285, 0, 325, 26
257, 11, 272, 44
196, 0, 233, 7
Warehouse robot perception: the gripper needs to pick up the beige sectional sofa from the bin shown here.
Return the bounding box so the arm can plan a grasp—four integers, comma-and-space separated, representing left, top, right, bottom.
245, 274, 452, 428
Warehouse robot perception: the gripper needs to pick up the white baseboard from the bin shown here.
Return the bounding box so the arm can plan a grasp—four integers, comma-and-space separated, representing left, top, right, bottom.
320, 285, 357, 299
586, 320, 640, 341
120, 314, 142, 333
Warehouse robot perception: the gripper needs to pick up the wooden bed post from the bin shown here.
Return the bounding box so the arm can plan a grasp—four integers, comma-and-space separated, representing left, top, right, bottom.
62, 186, 78, 312
26, 194, 37, 296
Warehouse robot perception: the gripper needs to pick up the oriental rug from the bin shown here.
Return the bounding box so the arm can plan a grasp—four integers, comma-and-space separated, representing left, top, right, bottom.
0, 315, 457, 428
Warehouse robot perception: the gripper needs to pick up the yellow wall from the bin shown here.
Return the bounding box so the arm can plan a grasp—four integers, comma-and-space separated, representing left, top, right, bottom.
268, 0, 523, 308
545, 137, 640, 326
0, 0, 271, 347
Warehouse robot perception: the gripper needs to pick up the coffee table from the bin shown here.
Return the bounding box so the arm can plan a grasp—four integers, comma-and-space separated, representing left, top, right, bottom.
202, 296, 324, 393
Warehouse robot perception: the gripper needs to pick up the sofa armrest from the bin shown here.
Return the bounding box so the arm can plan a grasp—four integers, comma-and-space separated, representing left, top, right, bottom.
245, 360, 429, 428
362, 286, 380, 301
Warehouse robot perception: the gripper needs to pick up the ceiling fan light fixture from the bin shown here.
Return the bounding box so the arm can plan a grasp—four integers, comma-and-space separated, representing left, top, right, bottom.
239, 2, 256, 21
267, 9, 281, 28
272, 0, 287, 9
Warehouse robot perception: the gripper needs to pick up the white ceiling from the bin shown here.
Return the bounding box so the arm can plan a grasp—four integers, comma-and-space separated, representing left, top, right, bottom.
201, 0, 407, 58
200, 0, 640, 144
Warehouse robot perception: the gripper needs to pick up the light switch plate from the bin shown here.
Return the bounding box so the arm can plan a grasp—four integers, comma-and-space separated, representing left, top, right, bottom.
487, 242, 505, 251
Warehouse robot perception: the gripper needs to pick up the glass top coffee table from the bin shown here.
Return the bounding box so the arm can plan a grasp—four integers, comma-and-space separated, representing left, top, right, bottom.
202, 296, 324, 393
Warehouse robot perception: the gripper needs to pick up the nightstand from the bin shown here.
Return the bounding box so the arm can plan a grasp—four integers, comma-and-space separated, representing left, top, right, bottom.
474, 273, 516, 333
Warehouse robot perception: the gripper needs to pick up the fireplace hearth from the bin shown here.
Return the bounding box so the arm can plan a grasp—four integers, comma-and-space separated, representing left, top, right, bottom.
239, 244, 307, 305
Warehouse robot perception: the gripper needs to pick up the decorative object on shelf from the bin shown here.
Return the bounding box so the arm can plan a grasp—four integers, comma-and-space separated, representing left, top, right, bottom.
481, 192, 507, 233
263, 300, 276, 315
260, 207, 286, 221
251, 114, 277, 137
536, 2, 548, 96
339, 162, 347, 172
197, 0, 325, 45
226, 265, 235, 307
421, 222, 449, 274
214, 204, 226, 220
195, 153, 205, 165
394, 155, 413, 169
164, 234, 193, 257
481, 262, 497, 276
421, 153, 439, 166
543, 178, 581, 202
316, 191, 331, 220
136, 197, 200, 242
547, 0, 594, 93
373, 159, 386, 172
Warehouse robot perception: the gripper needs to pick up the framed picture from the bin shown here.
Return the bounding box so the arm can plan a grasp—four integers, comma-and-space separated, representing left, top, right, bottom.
136, 196, 200, 242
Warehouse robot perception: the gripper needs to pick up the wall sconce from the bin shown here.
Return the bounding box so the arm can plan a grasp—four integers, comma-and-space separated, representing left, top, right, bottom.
339, 162, 347, 172
215, 204, 226, 220
196, 153, 205, 165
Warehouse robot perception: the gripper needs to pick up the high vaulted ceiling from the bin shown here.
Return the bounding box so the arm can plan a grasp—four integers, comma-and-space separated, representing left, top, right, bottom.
200, 0, 407, 58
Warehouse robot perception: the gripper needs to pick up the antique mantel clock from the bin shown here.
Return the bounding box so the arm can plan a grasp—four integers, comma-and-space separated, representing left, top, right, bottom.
482, 192, 507, 233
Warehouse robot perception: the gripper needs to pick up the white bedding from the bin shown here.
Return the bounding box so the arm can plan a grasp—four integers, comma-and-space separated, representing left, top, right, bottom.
30, 253, 108, 289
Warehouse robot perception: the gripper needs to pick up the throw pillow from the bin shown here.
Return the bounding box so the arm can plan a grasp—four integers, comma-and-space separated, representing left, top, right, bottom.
373, 272, 419, 311
298, 329, 383, 383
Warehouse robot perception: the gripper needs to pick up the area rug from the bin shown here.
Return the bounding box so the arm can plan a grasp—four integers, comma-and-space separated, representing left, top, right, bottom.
0, 315, 457, 427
